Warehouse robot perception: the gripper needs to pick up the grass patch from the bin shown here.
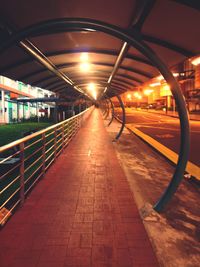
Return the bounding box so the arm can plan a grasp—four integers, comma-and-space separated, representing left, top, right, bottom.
0, 122, 53, 146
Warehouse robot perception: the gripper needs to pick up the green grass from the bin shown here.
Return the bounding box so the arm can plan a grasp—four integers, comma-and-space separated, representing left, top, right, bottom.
0, 122, 53, 146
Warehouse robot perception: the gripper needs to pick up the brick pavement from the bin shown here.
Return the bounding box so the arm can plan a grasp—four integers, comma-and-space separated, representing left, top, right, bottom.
0, 109, 159, 267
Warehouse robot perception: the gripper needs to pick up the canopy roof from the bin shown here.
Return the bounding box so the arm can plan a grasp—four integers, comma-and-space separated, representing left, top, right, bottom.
0, 0, 199, 100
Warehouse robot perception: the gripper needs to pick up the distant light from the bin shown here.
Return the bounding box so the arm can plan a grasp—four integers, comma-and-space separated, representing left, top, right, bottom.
157, 75, 164, 81
134, 92, 142, 99
88, 83, 95, 91
191, 56, 200, 66
80, 62, 90, 72
126, 93, 132, 100
149, 82, 161, 87
92, 91, 97, 100
134, 92, 139, 98
144, 89, 153, 96
80, 53, 89, 62
163, 84, 170, 91
172, 72, 179, 77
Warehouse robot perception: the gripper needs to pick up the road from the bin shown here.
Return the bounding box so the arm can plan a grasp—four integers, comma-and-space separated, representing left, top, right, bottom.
116, 108, 200, 167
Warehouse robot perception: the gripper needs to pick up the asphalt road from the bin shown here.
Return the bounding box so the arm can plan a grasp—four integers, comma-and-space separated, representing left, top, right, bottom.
116, 108, 200, 166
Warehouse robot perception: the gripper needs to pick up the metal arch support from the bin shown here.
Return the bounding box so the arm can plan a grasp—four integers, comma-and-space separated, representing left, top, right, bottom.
107, 98, 115, 127
0, 18, 190, 212
114, 95, 126, 141
104, 99, 110, 120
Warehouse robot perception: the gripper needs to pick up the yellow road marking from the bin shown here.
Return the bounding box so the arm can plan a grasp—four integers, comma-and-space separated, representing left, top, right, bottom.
127, 124, 200, 180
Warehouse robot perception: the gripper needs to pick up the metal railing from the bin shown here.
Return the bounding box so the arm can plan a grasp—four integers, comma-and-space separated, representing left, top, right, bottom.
0, 107, 93, 225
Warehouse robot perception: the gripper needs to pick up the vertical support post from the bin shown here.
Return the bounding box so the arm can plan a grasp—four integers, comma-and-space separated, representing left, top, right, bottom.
42, 133, 46, 175
104, 99, 110, 119
114, 94, 126, 141
107, 98, 115, 126
1, 90, 5, 123
54, 103, 58, 123
54, 127, 57, 160
62, 123, 65, 150
17, 102, 20, 122
19, 142, 25, 206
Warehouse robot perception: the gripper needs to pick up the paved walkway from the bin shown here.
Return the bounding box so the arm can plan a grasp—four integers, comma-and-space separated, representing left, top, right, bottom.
0, 109, 159, 267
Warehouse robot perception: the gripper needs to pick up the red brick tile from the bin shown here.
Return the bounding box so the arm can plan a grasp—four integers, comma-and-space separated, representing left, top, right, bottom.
0, 110, 159, 267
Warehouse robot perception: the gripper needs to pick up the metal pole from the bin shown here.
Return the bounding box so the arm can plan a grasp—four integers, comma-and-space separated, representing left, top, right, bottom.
19, 143, 25, 206
114, 94, 126, 140
42, 133, 46, 176
107, 98, 115, 126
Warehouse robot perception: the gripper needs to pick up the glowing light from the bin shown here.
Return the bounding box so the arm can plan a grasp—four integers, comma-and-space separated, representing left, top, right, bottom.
149, 82, 161, 87
191, 56, 200, 66
163, 84, 170, 91
144, 89, 153, 96
126, 93, 132, 100
92, 91, 97, 100
80, 53, 89, 62
172, 72, 179, 77
157, 75, 164, 81
80, 62, 90, 72
134, 92, 142, 99
134, 92, 139, 98
87, 83, 95, 91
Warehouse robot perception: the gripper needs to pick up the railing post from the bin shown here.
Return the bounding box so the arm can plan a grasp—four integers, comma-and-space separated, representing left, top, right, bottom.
54, 127, 57, 160
19, 143, 25, 206
42, 133, 46, 175
62, 123, 65, 150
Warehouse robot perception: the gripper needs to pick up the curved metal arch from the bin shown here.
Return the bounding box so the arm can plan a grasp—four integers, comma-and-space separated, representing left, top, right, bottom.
106, 97, 115, 127
20, 61, 153, 81
64, 70, 143, 84
0, 17, 190, 212
31, 70, 141, 88
75, 81, 129, 93
74, 76, 136, 88
114, 94, 126, 141
0, 48, 153, 74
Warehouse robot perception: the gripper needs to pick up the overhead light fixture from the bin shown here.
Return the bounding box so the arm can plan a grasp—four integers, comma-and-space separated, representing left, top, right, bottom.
80, 53, 89, 62
191, 56, 200, 66
80, 62, 90, 72
87, 83, 95, 91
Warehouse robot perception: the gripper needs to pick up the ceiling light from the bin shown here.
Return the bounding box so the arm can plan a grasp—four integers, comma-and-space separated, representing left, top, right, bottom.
80, 62, 90, 72
80, 53, 89, 62
87, 83, 95, 91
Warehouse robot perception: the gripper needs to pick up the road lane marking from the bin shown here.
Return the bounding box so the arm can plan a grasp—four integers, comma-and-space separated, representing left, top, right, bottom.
127, 124, 200, 180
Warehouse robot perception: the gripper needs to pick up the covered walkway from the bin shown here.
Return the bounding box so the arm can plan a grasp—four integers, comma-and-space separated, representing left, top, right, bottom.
0, 109, 158, 267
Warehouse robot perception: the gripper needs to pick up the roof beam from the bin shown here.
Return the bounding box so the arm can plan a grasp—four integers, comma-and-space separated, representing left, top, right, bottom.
0, 48, 153, 74
142, 34, 195, 57
19, 62, 152, 81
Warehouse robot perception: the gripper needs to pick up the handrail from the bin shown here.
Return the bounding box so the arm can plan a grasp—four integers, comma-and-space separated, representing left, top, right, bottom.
0, 107, 91, 153
0, 106, 93, 226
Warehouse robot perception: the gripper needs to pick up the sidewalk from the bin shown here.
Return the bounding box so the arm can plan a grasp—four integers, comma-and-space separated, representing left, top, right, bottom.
0, 109, 158, 267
